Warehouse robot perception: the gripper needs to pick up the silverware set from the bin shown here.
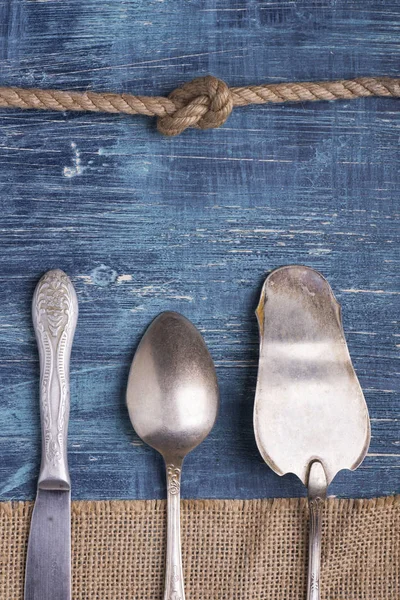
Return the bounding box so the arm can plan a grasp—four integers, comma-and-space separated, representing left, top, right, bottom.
24, 265, 370, 600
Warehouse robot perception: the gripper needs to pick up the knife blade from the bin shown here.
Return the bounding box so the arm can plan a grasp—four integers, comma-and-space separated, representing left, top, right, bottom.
25, 269, 78, 600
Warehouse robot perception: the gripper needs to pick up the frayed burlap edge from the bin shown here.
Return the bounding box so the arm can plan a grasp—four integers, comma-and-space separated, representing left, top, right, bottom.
1, 496, 399, 599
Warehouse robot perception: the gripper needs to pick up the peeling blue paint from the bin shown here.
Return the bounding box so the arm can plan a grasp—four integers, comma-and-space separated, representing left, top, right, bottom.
90, 265, 118, 287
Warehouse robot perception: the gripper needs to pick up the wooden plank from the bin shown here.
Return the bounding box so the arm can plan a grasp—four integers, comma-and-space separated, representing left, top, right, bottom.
0, 0, 398, 500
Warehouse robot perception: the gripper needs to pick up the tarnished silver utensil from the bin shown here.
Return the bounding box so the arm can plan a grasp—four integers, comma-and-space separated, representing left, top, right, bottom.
126, 311, 219, 600
254, 265, 370, 600
25, 270, 78, 600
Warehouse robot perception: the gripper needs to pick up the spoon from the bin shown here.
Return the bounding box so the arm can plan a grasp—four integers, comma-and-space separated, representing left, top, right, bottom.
126, 311, 219, 600
254, 265, 370, 600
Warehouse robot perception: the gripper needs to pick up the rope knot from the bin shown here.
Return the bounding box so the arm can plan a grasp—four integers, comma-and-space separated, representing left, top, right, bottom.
157, 75, 233, 136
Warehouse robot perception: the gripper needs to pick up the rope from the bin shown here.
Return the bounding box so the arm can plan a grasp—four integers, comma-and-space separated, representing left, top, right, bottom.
0, 75, 398, 136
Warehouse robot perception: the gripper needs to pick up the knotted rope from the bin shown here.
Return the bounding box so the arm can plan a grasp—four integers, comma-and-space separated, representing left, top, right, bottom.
0, 75, 398, 136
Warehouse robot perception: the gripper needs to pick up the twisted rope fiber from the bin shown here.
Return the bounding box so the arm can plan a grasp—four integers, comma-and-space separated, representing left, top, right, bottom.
0, 75, 398, 136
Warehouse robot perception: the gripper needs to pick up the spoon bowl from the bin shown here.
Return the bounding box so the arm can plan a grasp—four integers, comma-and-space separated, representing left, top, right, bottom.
127, 311, 218, 461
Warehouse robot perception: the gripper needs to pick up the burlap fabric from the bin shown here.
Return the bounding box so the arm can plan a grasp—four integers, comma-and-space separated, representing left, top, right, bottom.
0, 497, 398, 599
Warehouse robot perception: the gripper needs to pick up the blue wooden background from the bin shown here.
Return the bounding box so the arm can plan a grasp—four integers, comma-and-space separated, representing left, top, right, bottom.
0, 1, 398, 501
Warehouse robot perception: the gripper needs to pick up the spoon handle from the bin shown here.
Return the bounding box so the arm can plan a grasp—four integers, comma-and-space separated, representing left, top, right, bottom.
307, 461, 327, 600
164, 460, 185, 600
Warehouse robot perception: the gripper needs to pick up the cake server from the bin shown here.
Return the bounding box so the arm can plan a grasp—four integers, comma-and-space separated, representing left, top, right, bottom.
253, 265, 370, 600
126, 311, 219, 600
25, 270, 78, 600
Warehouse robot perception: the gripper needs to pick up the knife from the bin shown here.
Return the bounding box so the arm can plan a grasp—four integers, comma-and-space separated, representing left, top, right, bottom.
25, 269, 78, 600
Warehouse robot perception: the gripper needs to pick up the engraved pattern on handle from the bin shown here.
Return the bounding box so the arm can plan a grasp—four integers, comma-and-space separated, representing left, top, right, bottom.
33, 270, 78, 490
167, 465, 181, 495
164, 462, 185, 600
307, 496, 323, 600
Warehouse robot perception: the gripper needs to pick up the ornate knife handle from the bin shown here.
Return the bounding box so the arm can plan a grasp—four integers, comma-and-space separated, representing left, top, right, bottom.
307, 461, 327, 600
33, 270, 78, 490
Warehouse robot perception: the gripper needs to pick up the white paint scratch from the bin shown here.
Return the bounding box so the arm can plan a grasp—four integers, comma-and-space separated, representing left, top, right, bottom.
117, 274, 133, 283
63, 142, 85, 178
341, 288, 400, 295
368, 453, 400, 457
130, 305, 146, 313
76, 275, 93, 285
169, 295, 193, 301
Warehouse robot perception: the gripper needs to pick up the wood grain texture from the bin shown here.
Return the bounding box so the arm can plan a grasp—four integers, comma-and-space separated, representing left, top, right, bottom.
0, 0, 398, 501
